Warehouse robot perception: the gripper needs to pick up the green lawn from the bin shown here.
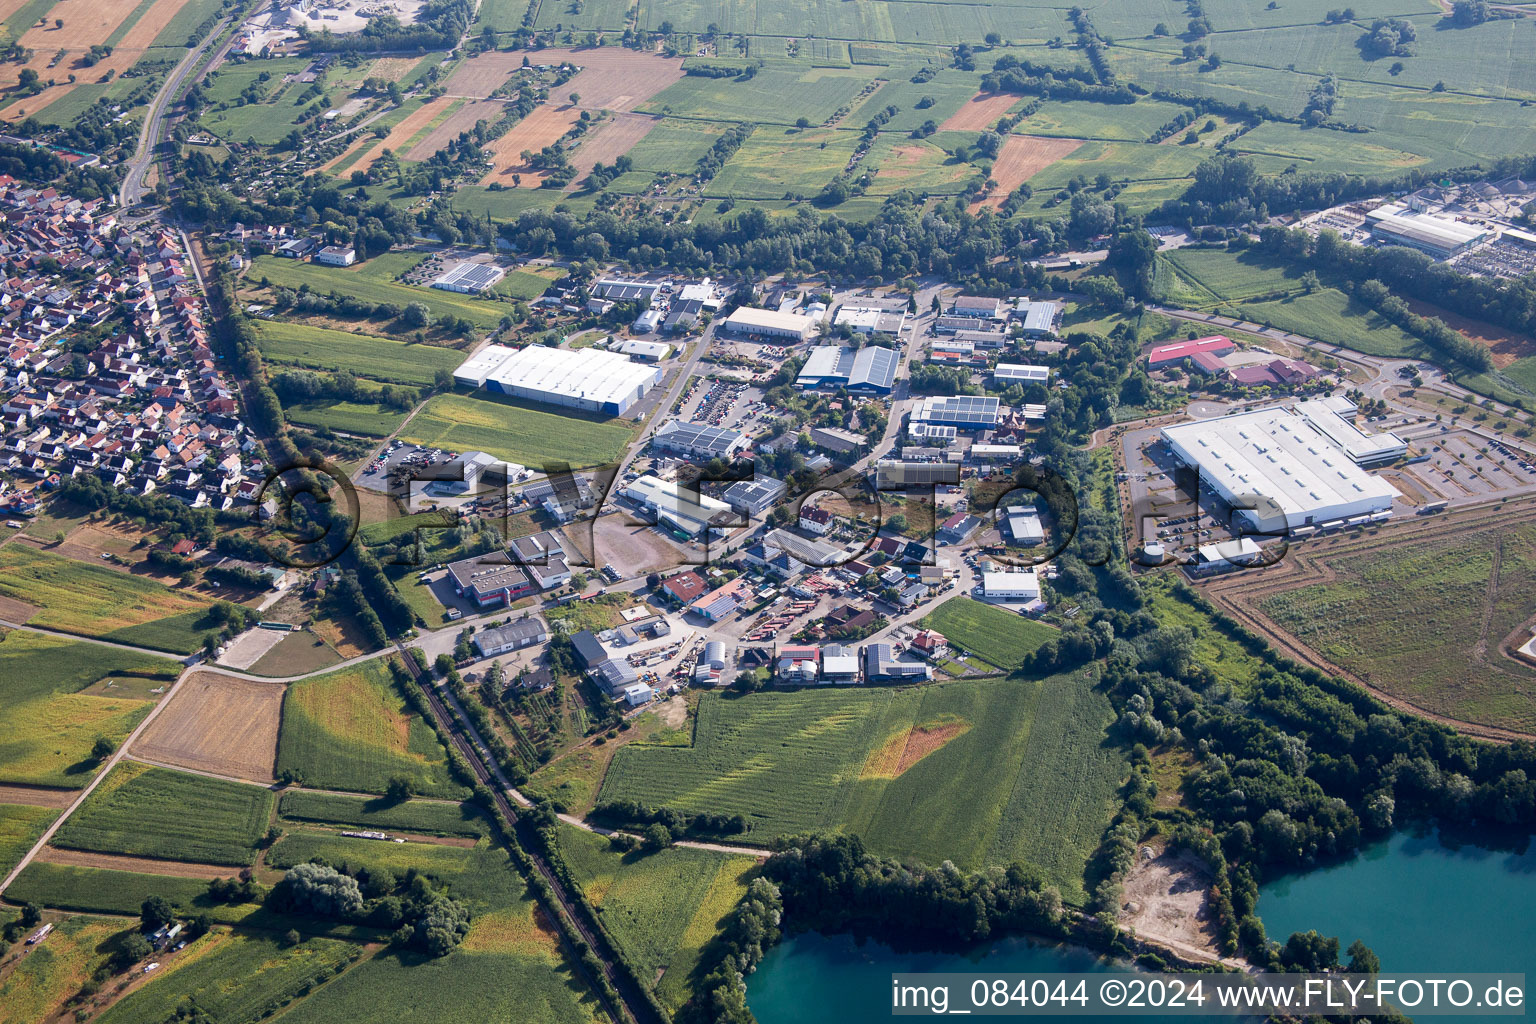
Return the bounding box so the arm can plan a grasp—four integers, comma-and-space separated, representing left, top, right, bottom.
398, 390, 636, 469
51, 763, 274, 866
277, 791, 489, 838
248, 256, 510, 330
558, 825, 757, 1012
276, 661, 470, 799
921, 597, 1058, 670
598, 675, 1126, 900
0, 546, 219, 655
0, 629, 178, 788
253, 319, 465, 387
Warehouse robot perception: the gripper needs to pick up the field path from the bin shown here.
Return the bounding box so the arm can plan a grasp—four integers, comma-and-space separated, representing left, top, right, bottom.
34, 846, 240, 879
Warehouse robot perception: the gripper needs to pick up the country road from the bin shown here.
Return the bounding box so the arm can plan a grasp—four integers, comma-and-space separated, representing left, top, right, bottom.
119, 15, 233, 208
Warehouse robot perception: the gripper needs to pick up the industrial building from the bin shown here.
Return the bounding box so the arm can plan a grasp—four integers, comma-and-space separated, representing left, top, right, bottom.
617, 339, 670, 361
795, 345, 899, 392
834, 304, 906, 335
473, 618, 549, 657
446, 555, 536, 608
593, 279, 661, 302
993, 363, 1050, 385
622, 474, 738, 539
1004, 509, 1045, 545
1146, 335, 1234, 371
983, 570, 1041, 601
721, 306, 819, 340
433, 261, 506, 293
424, 451, 506, 495
911, 395, 1003, 430
509, 531, 571, 590
1366, 203, 1489, 258
725, 476, 788, 518
1161, 404, 1400, 534
1013, 298, 1062, 338
482, 346, 662, 417
315, 245, 356, 266
651, 420, 749, 460
453, 344, 519, 387
863, 643, 931, 681
875, 460, 960, 489
952, 295, 1008, 320
809, 426, 867, 454
1293, 396, 1408, 465
934, 315, 986, 334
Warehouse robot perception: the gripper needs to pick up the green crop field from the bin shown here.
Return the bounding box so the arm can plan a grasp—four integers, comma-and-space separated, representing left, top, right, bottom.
0, 546, 218, 654
4, 862, 212, 916
0, 803, 57, 881
248, 256, 509, 330
643, 66, 876, 125
0, 629, 178, 787
52, 763, 274, 866
623, 119, 730, 175
921, 598, 1058, 670
96, 932, 363, 1024
1159, 248, 1305, 304
1258, 520, 1536, 732
559, 825, 756, 1011
398, 390, 636, 469
267, 832, 522, 912
252, 319, 464, 386
705, 128, 862, 199
284, 398, 413, 437
1012, 140, 1211, 217
1236, 288, 1426, 359
1012, 98, 1192, 142
276, 661, 469, 799
599, 675, 1125, 899
277, 791, 489, 837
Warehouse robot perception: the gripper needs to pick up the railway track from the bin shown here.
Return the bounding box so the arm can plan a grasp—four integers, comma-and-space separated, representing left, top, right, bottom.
392, 644, 660, 1024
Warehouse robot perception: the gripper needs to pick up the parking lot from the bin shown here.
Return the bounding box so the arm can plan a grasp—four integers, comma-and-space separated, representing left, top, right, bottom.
355, 441, 458, 495
1398, 429, 1536, 502
675, 378, 767, 433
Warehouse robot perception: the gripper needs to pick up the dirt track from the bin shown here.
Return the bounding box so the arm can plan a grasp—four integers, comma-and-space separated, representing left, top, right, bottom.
35, 845, 240, 879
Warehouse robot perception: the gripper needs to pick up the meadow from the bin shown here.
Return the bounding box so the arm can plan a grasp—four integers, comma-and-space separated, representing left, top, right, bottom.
704, 128, 862, 199
642, 66, 876, 125
252, 319, 464, 387
0, 915, 128, 1024
398, 390, 636, 469
51, 762, 274, 866
1158, 247, 1306, 305
558, 825, 756, 1011
0, 545, 217, 654
96, 932, 363, 1024
599, 675, 1126, 899
1012, 98, 1192, 142
1237, 288, 1426, 360
1257, 521, 1536, 732
0, 629, 178, 787
920, 597, 1058, 670
277, 790, 489, 838
248, 256, 509, 330
0, 803, 57, 881
283, 398, 413, 437
276, 660, 470, 799
266, 832, 522, 912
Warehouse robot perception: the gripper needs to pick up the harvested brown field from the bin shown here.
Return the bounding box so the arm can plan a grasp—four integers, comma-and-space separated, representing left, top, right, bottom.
0, 783, 76, 808
564, 111, 657, 190
1404, 297, 1536, 367
860, 718, 971, 779
939, 90, 1021, 132
0, 593, 39, 622
479, 101, 582, 186
355, 97, 452, 174
35, 845, 241, 879
131, 672, 286, 782
317, 133, 376, 175
407, 99, 505, 161
369, 55, 424, 83
974, 134, 1083, 210
445, 47, 684, 111
1, 0, 191, 121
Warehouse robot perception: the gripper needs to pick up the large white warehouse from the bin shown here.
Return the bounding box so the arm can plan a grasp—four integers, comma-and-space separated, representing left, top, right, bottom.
482, 346, 662, 417
1162, 406, 1399, 534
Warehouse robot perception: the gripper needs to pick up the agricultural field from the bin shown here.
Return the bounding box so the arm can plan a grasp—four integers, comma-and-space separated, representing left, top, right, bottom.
275, 660, 470, 799
1158, 247, 1307, 304
398, 390, 636, 469
0, 802, 57, 880
131, 672, 286, 783
705, 128, 862, 199
247, 256, 510, 330
276, 790, 489, 838
558, 825, 757, 1011
1011, 98, 1192, 142
266, 832, 522, 912
1255, 520, 1536, 732
621, 118, 729, 176
1011, 139, 1210, 216
50, 762, 274, 866
0, 915, 130, 1024
642, 66, 876, 126
4, 861, 214, 916
0, 629, 177, 788
0, 545, 219, 654
251, 319, 464, 387
921, 597, 1058, 670
283, 398, 413, 437
95, 932, 363, 1024
1237, 288, 1426, 360
599, 676, 1126, 899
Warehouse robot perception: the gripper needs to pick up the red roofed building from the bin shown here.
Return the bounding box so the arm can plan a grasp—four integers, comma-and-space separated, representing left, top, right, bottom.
660, 570, 707, 605
1146, 335, 1234, 369
911, 629, 949, 657
1229, 357, 1321, 388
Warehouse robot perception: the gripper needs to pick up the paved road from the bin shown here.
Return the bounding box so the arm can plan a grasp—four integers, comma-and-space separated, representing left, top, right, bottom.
119, 15, 233, 208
